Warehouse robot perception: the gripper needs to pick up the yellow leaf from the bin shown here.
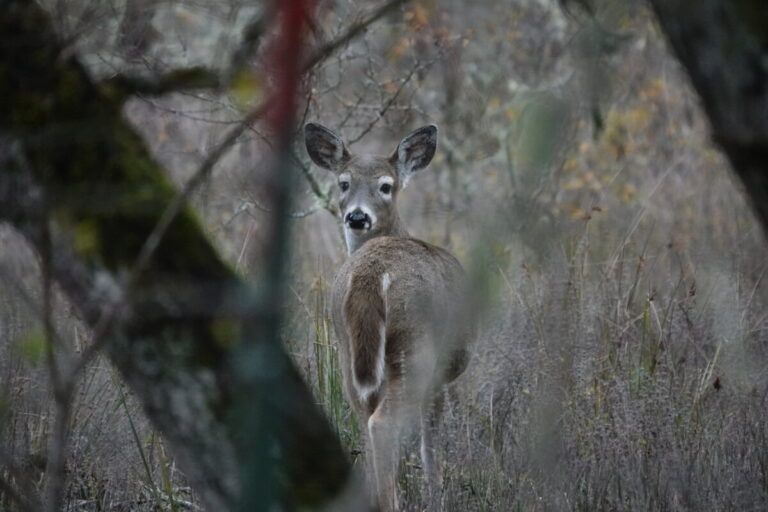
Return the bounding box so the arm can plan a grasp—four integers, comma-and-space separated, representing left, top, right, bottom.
389, 38, 411, 59
176, 9, 195, 22
74, 219, 100, 255
641, 77, 665, 100
621, 183, 636, 202
624, 107, 652, 129
563, 157, 579, 172
569, 207, 589, 220
229, 70, 263, 109
407, 5, 430, 29
563, 178, 584, 190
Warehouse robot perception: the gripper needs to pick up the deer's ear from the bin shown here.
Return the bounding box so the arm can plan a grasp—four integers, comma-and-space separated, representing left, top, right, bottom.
390, 124, 437, 187
305, 123, 350, 172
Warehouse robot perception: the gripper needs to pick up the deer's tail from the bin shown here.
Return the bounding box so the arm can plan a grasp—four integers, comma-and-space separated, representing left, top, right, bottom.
343, 268, 390, 402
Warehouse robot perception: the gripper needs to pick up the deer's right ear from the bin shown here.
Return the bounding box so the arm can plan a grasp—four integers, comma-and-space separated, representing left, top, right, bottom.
304, 123, 350, 172
390, 124, 437, 188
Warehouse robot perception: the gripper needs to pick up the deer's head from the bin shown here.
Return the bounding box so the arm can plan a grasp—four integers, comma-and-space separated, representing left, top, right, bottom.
305, 123, 438, 253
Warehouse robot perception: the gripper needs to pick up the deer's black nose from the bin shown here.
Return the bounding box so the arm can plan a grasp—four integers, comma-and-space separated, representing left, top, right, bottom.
346, 210, 370, 230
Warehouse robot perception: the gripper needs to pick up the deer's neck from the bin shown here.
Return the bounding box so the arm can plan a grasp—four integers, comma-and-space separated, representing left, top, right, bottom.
345, 214, 409, 254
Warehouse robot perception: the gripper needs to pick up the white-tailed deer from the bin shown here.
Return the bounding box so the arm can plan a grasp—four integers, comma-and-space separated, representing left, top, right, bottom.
305, 123, 473, 511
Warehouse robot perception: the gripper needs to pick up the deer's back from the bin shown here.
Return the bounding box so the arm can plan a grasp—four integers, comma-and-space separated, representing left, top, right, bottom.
331, 236, 472, 407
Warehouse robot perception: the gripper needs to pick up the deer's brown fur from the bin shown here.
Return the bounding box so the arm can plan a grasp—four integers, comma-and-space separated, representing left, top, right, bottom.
306, 123, 473, 511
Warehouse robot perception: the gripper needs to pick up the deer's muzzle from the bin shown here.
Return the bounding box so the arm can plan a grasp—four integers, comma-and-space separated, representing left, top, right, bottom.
346, 210, 371, 230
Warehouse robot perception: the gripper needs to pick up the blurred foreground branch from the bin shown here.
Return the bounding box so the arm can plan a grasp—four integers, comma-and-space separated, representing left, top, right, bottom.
0, 0, 411, 509
103, 67, 222, 98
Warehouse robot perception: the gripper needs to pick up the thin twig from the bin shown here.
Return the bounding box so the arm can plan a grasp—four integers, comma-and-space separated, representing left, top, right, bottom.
240, 122, 336, 217
296, 158, 337, 215
103, 67, 221, 97
348, 58, 425, 144
301, 0, 408, 72
245, 199, 320, 218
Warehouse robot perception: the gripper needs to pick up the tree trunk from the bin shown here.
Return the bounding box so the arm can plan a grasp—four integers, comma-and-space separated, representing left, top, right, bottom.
0, 1, 350, 509
650, 0, 768, 233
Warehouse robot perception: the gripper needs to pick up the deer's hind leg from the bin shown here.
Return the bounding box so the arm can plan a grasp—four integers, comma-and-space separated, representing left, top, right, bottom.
368, 368, 431, 512
367, 383, 405, 512
420, 387, 445, 509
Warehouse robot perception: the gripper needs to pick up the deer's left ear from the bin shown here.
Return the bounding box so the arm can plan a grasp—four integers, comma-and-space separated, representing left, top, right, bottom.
305, 122, 350, 173
390, 124, 437, 188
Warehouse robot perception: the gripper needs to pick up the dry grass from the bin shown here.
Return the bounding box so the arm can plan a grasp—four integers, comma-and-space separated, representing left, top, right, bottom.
2, 1, 768, 511
285, 199, 768, 511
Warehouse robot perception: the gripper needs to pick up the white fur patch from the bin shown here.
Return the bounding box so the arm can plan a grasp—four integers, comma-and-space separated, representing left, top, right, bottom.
396, 143, 421, 188
355, 380, 378, 403
378, 175, 395, 199
355, 326, 385, 403
352, 274, 390, 403
343, 203, 377, 254
399, 169, 414, 189
343, 227, 356, 255
382, 272, 391, 294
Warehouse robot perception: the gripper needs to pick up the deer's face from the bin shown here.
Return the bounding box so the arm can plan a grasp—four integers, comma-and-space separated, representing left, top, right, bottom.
305, 123, 437, 253
336, 155, 398, 237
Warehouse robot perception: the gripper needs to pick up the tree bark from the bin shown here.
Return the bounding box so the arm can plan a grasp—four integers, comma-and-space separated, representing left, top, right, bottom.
650, 0, 768, 233
0, 1, 349, 509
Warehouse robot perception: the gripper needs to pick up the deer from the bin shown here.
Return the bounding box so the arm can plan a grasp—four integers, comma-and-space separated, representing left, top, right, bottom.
305, 123, 474, 511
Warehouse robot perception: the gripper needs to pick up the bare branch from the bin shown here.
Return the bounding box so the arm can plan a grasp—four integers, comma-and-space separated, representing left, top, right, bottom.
101, 0, 403, 102
348, 58, 426, 144
302, 0, 409, 72
240, 121, 336, 218
103, 67, 221, 97
244, 199, 321, 218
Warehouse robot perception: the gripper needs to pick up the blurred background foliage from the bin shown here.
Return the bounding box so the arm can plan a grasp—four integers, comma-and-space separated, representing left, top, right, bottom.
2, 0, 767, 510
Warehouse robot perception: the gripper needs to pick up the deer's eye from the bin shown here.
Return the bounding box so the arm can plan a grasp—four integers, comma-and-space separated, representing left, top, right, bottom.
379, 183, 393, 194
339, 181, 350, 192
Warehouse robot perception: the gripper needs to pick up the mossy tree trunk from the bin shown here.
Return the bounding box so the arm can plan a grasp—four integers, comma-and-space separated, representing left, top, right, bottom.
0, 0, 349, 510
